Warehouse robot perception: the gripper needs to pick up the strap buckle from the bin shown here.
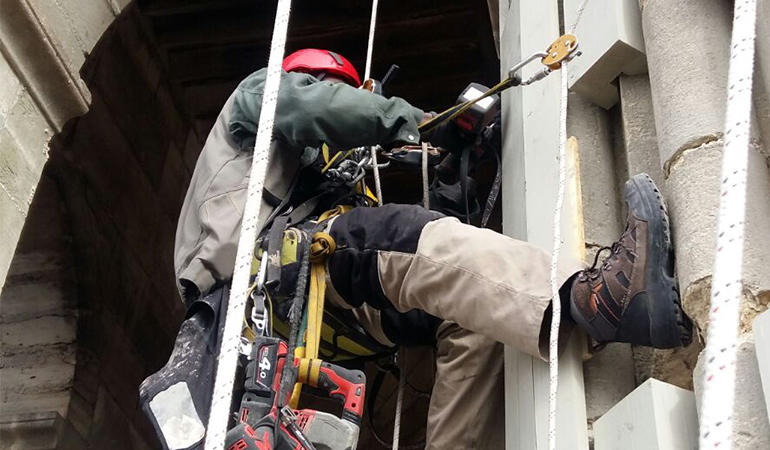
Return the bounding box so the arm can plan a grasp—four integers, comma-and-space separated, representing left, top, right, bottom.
250, 255, 269, 337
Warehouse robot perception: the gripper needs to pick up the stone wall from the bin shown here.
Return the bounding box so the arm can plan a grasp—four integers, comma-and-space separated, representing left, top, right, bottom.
1, 174, 78, 420
0, 0, 128, 287
1, 4, 196, 449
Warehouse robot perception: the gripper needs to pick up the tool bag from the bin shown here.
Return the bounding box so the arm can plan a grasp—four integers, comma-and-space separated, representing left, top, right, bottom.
138, 285, 230, 450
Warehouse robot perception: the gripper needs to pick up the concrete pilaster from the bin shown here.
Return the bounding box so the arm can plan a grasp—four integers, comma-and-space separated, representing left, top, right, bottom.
694, 337, 770, 449
567, 92, 636, 430
618, 73, 704, 390
618, 75, 663, 188
642, 0, 770, 445
643, 0, 770, 337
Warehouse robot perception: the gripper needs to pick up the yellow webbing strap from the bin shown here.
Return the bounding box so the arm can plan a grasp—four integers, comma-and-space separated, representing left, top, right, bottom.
307, 232, 336, 359
289, 208, 347, 408
296, 358, 323, 387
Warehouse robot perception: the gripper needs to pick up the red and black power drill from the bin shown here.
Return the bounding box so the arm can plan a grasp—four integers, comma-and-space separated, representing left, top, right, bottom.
225, 336, 366, 450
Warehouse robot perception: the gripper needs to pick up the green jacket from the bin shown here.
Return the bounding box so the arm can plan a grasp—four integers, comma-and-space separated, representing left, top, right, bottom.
174, 68, 425, 301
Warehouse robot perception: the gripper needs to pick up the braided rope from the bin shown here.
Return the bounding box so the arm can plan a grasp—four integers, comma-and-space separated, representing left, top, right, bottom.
203, 0, 293, 447
365, 0, 383, 206
364, 0, 379, 81
699, 1, 758, 448
549, 1, 590, 449
422, 142, 430, 209
392, 352, 406, 450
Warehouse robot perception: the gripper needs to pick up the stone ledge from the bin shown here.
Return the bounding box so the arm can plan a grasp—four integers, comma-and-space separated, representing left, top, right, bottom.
0, 411, 86, 450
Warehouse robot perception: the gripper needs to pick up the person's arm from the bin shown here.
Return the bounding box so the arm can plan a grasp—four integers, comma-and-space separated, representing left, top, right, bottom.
229, 69, 425, 150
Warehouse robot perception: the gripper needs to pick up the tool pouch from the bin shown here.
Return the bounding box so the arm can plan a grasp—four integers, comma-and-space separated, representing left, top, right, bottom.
138, 285, 229, 450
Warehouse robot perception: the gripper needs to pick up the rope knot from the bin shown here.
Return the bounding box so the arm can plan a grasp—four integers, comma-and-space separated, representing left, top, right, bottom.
310, 232, 336, 263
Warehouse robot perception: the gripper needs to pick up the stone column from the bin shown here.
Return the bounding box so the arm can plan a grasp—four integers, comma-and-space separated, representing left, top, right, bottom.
642, 0, 770, 447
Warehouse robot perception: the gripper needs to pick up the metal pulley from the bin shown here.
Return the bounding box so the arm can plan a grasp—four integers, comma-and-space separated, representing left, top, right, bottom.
542, 34, 580, 70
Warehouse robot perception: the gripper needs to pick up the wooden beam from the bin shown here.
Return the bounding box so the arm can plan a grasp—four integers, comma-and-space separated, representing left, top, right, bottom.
152, 3, 469, 50
168, 38, 481, 86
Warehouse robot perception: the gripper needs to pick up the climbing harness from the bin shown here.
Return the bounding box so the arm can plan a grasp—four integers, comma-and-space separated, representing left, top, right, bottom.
699, 0, 758, 448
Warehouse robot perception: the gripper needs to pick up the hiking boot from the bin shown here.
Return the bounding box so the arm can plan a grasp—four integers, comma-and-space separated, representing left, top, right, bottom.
569, 173, 692, 348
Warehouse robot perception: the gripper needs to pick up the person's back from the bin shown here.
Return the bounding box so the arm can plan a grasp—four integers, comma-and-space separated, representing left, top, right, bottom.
174, 52, 425, 305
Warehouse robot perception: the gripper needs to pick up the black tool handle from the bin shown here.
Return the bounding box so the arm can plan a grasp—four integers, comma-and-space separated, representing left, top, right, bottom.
381, 64, 400, 92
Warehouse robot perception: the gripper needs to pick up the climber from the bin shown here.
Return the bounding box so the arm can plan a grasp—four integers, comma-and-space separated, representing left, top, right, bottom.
147, 49, 692, 450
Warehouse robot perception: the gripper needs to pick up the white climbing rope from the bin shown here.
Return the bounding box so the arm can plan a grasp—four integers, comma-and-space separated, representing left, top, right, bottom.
365, 0, 384, 205
549, 1, 589, 449
371, 147, 384, 206
699, 1, 757, 448
421, 142, 430, 209
204, 0, 293, 448
363, 0, 379, 81
392, 351, 406, 450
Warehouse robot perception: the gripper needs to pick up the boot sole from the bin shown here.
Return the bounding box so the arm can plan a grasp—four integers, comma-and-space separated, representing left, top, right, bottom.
619, 174, 692, 348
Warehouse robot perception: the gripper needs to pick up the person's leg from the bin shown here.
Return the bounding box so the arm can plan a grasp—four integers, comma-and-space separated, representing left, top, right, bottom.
326, 204, 580, 360
326, 173, 692, 357
426, 322, 505, 450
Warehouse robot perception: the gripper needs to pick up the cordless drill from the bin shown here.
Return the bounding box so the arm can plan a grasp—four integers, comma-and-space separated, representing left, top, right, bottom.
225, 336, 366, 450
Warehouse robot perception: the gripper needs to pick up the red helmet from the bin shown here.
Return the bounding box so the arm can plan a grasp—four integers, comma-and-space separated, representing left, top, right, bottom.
282, 49, 361, 87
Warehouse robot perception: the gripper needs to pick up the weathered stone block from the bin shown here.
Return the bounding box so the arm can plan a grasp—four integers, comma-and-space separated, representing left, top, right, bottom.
0, 411, 87, 450
755, 310, 770, 423
89, 387, 134, 450
0, 391, 71, 420
91, 36, 168, 187
66, 391, 94, 442
756, 0, 770, 123
1, 316, 77, 347
642, 0, 733, 167
0, 128, 41, 210
619, 75, 664, 188
584, 343, 636, 421
0, 52, 21, 122
567, 92, 623, 248
593, 378, 698, 450
182, 129, 201, 173
103, 242, 150, 328
4, 90, 51, 169
0, 0, 89, 131
154, 86, 186, 151
0, 193, 26, 289
694, 338, 770, 450
157, 141, 185, 222
755, 66, 770, 156
93, 311, 146, 415
0, 280, 73, 323
666, 142, 770, 334
27, 0, 115, 93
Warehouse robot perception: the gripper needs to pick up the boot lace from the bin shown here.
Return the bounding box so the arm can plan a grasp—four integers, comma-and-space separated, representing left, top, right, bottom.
580, 223, 640, 280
